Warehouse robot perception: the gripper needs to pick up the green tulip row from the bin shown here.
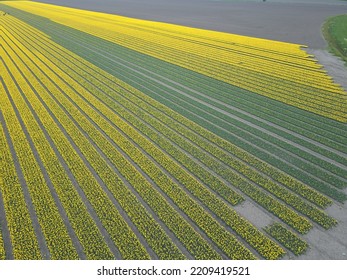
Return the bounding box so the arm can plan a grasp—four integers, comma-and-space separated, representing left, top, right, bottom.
1, 27, 166, 260
26, 32, 287, 260
152, 64, 346, 151
36, 37, 316, 235
113, 54, 346, 185
107, 88, 336, 230
77, 74, 313, 234
265, 223, 308, 256
37, 23, 346, 155
90, 25, 344, 110
0, 94, 42, 260
77, 53, 345, 202
133, 106, 336, 228
135, 72, 347, 184
5, 24, 221, 260
91, 29, 346, 121
103, 46, 345, 148
97, 70, 334, 208
34, 23, 334, 208
0, 54, 79, 259
23, 17, 344, 202
149, 47, 346, 121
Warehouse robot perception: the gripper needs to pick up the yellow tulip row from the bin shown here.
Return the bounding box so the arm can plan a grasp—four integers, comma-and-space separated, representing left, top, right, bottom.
5, 1, 346, 121
2, 10, 337, 259
5, 17, 276, 259
0, 87, 42, 260
9, 1, 335, 90
0, 226, 4, 260
110, 19, 319, 69
0, 37, 119, 260
13, 22, 288, 260
20, 21, 244, 208
2, 0, 339, 94
1, 21, 222, 260
30, 47, 255, 260
90, 28, 341, 95
0, 60, 79, 259
1, 24, 178, 260
265, 223, 308, 256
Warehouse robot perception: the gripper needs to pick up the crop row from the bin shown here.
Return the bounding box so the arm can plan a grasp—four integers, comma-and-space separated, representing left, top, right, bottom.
125, 67, 347, 177
76, 23, 345, 116
106, 92, 337, 228
1, 28, 154, 260
68, 17, 346, 115
1, 24, 227, 260
4, 1, 346, 122
8, 22, 287, 259
1, 26, 190, 260
25, 29, 245, 208
57, 5, 343, 94
32, 50, 257, 260
129, 86, 345, 202
46, 18, 347, 136
65, 31, 347, 175
25, 21, 343, 199
0, 56, 80, 259
58, 55, 318, 233
21, 22, 335, 233
10, 13, 343, 205
28, 28, 335, 213
29, 37, 286, 258
142, 60, 347, 145
264, 223, 308, 256
1, 39, 119, 260
21, 13, 345, 145
0, 86, 42, 260
93, 42, 345, 149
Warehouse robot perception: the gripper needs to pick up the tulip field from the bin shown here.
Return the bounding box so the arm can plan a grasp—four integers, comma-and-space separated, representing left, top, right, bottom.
0, 1, 346, 260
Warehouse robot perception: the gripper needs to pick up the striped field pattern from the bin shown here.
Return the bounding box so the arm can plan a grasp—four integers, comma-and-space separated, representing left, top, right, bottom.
0, 1, 346, 260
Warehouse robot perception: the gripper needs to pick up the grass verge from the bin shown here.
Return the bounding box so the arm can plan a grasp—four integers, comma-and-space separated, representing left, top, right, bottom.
322, 14, 347, 64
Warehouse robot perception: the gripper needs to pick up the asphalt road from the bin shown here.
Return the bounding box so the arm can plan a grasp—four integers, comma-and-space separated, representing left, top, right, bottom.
35, 0, 347, 48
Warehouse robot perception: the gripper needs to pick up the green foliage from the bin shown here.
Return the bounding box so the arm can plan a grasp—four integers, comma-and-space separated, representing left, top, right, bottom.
323, 14, 347, 63
265, 223, 308, 256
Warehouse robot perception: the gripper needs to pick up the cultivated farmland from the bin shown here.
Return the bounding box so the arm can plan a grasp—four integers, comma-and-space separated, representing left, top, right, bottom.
0, 1, 346, 260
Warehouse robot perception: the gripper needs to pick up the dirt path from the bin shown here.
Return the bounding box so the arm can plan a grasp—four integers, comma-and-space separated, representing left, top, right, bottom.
307, 48, 347, 91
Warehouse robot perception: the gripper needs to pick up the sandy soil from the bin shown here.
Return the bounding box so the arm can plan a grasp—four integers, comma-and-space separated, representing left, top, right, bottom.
307, 48, 347, 90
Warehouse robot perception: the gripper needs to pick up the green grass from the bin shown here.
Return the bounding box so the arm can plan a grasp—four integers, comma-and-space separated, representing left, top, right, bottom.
323, 14, 347, 63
